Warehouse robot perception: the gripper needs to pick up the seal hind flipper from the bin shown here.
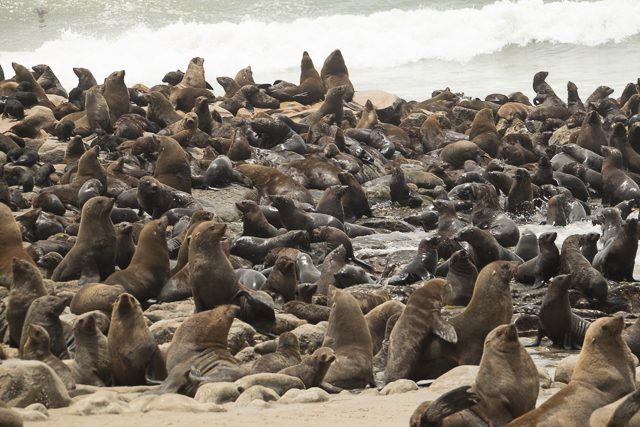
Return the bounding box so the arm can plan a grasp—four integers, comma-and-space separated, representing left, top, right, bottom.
609, 388, 640, 427
432, 316, 458, 344
414, 386, 480, 426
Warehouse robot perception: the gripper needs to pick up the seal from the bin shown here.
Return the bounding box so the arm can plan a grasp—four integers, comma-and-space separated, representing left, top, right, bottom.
581, 231, 600, 263
278, 347, 336, 390
338, 172, 373, 221
321, 286, 374, 389
364, 300, 405, 355
0, 204, 38, 289
432, 199, 468, 234
506, 168, 533, 216
409, 386, 480, 427
588, 388, 640, 426
470, 183, 520, 247
315, 185, 348, 223
236, 200, 279, 238
115, 222, 136, 270
266, 51, 324, 105
145, 91, 183, 129
105, 217, 171, 304
146, 305, 248, 396
136, 176, 203, 219
154, 135, 192, 194
384, 278, 456, 383
108, 293, 168, 386
236, 164, 314, 205
6, 258, 48, 347
37, 252, 63, 279
261, 254, 297, 305
251, 332, 302, 374
203, 155, 253, 189
283, 300, 330, 324
300, 85, 347, 126
414, 261, 518, 380
387, 236, 440, 286
526, 274, 591, 350
314, 245, 347, 295
455, 226, 523, 271
593, 217, 638, 282
514, 231, 560, 289
70, 312, 112, 386
601, 146, 640, 206
11, 62, 55, 110
411, 323, 538, 426
390, 166, 423, 208
468, 108, 499, 158
102, 70, 130, 127
508, 316, 635, 426
230, 230, 310, 265
51, 197, 116, 285
19, 295, 70, 360
576, 110, 608, 155
22, 324, 76, 390
270, 195, 343, 234
444, 249, 479, 306
320, 49, 354, 102
514, 229, 539, 261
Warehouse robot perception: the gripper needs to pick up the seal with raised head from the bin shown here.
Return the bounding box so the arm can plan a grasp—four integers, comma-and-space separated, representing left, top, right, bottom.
455, 226, 523, 271
136, 176, 203, 219
0, 204, 37, 288
526, 274, 591, 350
387, 236, 440, 286
300, 85, 347, 126
108, 293, 167, 386
320, 49, 354, 102
270, 195, 343, 234
251, 332, 302, 374
508, 316, 635, 426
105, 217, 171, 304
22, 324, 76, 390
321, 286, 374, 389
384, 278, 456, 383
601, 146, 640, 206
69, 312, 111, 386
51, 196, 116, 285
593, 217, 638, 282
20, 295, 70, 360
146, 305, 248, 396
470, 183, 520, 247
236, 200, 279, 238
6, 258, 48, 347
514, 231, 560, 289
267, 51, 324, 105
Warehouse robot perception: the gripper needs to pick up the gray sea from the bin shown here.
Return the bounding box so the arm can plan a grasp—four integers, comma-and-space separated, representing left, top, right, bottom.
1, 0, 639, 101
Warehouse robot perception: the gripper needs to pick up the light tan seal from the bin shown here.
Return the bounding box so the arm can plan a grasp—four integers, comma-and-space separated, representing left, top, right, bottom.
0, 204, 38, 289
22, 324, 76, 390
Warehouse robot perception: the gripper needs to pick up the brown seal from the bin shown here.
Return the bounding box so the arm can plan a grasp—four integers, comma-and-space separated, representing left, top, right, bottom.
338, 172, 373, 220
234, 66, 255, 87
469, 108, 499, 158
236, 164, 314, 205
153, 135, 192, 193
444, 249, 478, 306
145, 91, 183, 129
455, 226, 523, 271
411, 323, 538, 426
149, 304, 248, 396
316, 185, 348, 223
236, 200, 279, 238
593, 217, 638, 282
321, 286, 374, 389
314, 244, 347, 295
69, 312, 112, 386
174, 57, 206, 90
588, 388, 640, 426
267, 51, 324, 105
19, 295, 70, 360
115, 222, 136, 270
576, 110, 607, 155
390, 166, 423, 208
105, 217, 171, 303
300, 85, 347, 125
278, 347, 336, 389
384, 279, 456, 383
103, 70, 130, 127
108, 293, 167, 385
364, 300, 405, 355
601, 146, 640, 206
261, 254, 297, 305
7, 258, 48, 347
526, 274, 591, 350
251, 332, 302, 374
51, 196, 116, 284
320, 49, 354, 102
508, 316, 635, 426
514, 231, 560, 289
439, 140, 484, 169
414, 261, 518, 380
11, 62, 55, 110
230, 230, 310, 265
22, 324, 76, 390
136, 176, 203, 219
506, 168, 533, 216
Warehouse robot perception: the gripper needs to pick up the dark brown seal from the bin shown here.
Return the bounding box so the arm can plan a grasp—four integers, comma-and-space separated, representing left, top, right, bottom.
236, 164, 314, 205
20, 295, 70, 360
261, 254, 297, 305
514, 231, 560, 289
508, 316, 635, 426
300, 85, 347, 125
593, 217, 638, 282
444, 249, 478, 307
51, 197, 116, 284
526, 274, 591, 350
236, 200, 279, 238
251, 332, 302, 374
153, 135, 192, 194
601, 146, 640, 206
320, 49, 354, 102
338, 172, 373, 221
576, 110, 607, 155
230, 230, 310, 265
7, 258, 48, 347
71, 312, 111, 386
136, 176, 203, 219
108, 293, 167, 385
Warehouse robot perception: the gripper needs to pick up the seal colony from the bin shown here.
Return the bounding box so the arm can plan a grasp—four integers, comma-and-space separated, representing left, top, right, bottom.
1, 51, 640, 425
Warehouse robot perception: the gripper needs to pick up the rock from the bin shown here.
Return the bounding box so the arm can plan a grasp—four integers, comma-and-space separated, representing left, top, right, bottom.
144, 300, 194, 323
352, 90, 403, 125
358, 219, 416, 233
549, 124, 575, 146
428, 365, 478, 393
0, 360, 72, 408
234, 386, 279, 407
277, 388, 330, 404
66, 391, 132, 415
402, 112, 428, 128
554, 354, 580, 383
128, 394, 226, 413
228, 319, 256, 355
291, 322, 327, 355
235, 347, 260, 366
364, 185, 390, 202
380, 379, 419, 395
194, 382, 242, 405
452, 106, 478, 127
251, 313, 307, 335
502, 118, 531, 137
537, 366, 552, 389
16, 408, 48, 421
37, 141, 66, 164
193, 186, 260, 222
149, 318, 187, 345
235, 374, 305, 397
359, 388, 381, 396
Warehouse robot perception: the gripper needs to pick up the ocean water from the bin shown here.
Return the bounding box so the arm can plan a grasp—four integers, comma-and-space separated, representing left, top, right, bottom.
1, 0, 640, 102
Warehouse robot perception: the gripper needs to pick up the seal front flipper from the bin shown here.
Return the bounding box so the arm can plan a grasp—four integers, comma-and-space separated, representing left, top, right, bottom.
432, 316, 458, 344
525, 328, 543, 348
531, 274, 546, 290
78, 259, 101, 286
563, 330, 573, 351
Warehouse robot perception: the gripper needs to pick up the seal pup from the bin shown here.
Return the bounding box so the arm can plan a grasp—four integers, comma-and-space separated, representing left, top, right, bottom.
108, 293, 167, 386
19, 295, 70, 360
514, 229, 539, 261
22, 324, 76, 390
514, 231, 560, 289
338, 172, 373, 221
147, 305, 248, 397
105, 217, 171, 303
581, 231, 600, 264
321, 286, 374, 389
251, 332, 302, 374
507, 316, 635, 426
136, 176, 203, 219
384, 279, 456, 383
526, 274, 591, 350
470, 183, 519, 247
278, 347, 336, 390
66, 312, 111, 386
51, 197, 116, 284
261, 254, 297, 305
6, 258, 48, 347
